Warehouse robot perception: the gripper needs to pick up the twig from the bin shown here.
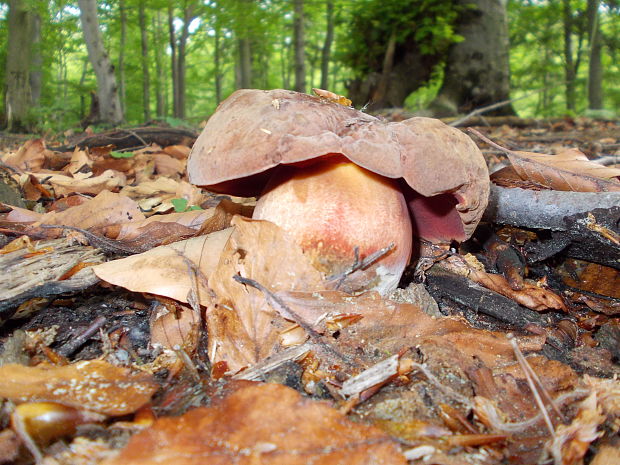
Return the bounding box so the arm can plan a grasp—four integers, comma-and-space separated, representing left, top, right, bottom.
467, 127, 522, 157
509, 335, 556, 437
451, 87, 550, 127
172, 344, 201, 383
327, 243, 395, 289
232, 275, 357, 368
38, 224, 142, 255
57, 316, 107, 357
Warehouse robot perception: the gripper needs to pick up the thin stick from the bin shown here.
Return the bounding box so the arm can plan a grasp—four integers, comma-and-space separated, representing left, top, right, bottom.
451, 87, 550, 127
232, 275, 356, 367
509, 335, 556, 437
467, 127, 521, 157
327, 243, 395, 288
57, 316, 107, 357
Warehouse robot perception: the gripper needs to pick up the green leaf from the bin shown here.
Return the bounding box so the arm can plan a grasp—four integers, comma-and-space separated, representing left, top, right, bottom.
171, 198, 189, 212
110, 151, 134, 159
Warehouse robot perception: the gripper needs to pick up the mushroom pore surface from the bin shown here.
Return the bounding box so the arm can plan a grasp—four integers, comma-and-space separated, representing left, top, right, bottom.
252, 155, 412, 295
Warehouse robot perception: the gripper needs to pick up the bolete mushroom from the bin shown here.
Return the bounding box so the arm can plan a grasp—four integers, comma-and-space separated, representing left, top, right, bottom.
188, 89, 489, 294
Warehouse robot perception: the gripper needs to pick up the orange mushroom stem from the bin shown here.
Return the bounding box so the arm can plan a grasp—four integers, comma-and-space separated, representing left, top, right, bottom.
252, 155, 412, 294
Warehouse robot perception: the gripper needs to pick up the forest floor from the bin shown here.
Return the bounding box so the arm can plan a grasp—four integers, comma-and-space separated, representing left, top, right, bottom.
0, 113, 618, 465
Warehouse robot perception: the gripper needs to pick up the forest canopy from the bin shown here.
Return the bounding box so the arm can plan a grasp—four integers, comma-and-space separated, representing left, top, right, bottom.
1, 0, 619, 132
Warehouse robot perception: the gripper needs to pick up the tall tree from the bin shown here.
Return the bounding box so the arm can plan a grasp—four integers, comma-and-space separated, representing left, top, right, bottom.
77, 0, 124, 125
562, 0, 578, 111
138, 0, 151, 121
342, 0, 460, 109
30, 11, 42, 108
430, 0, 515, 116
293, 0, 306, 92
168, 1, 197, 118
5, 0, 35, 132
320, 0, 335, 90
586, 0, 603, 109
117, 0, 128, 115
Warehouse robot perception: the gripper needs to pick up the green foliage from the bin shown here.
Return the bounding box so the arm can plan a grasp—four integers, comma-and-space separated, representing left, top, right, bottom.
1, 0, 619, 130
171, 197, 202, 212
509, 0, 620, 117
339, 0, 463, 77
110, 150, 134, 159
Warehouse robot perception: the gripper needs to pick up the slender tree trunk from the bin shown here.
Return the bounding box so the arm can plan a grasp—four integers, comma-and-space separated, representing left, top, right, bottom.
118, 0, 127, 115
138, 0, 151, 121
214, 25, 222, 103
176, 5, 195, 119
167, 4, 179, 117
30, 12, 42, 108
371, 30, 396, 107
293, 0, 306, 92
77, 0, 124, 125
320, 0, 334, 90
586, 0, 603, 110
562, 0, 576, 112
153, 12, 165, 117
238, 37, 252, 88
5, 0, 34, 132
79, 58, 88, 119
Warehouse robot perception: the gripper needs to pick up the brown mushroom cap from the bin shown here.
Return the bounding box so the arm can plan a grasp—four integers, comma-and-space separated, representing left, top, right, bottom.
187, 89, 489, 242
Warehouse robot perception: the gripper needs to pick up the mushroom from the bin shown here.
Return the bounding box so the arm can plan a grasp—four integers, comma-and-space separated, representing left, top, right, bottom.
187, 89, 489, 294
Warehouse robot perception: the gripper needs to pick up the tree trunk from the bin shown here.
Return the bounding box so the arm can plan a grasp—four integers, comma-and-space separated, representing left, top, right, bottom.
562, 0, 576, 112
5, 0, 34, 132
175, 5, 195, 120
214, 24, 222, 104
77, 0, 124, 125
167, 4, 179, 117
586, 0, 603, 110
371, 30, 397, 108
138, 0, 151, 121
293, 0, 306, 92
153, 12, 165, 117
430, 0, 515, 117
118, 0, 127, 115
30, 11, 42, 108
238, 37, 252, 89
320, 0, 334, 90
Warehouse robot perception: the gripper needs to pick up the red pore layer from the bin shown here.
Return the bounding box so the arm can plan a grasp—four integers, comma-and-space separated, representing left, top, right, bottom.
253, 155, 412, 294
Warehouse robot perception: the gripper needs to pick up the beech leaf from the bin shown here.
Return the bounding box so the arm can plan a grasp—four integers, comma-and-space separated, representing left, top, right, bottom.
101, 382, 407, 465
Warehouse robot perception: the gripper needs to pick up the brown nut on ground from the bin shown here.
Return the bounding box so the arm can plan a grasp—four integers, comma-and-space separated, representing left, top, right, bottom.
187, 89, 489, 294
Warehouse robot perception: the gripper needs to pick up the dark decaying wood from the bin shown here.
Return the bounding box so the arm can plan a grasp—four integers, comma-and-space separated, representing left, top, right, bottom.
425, 266, 547, 328
0, 238, 104, 320
55, 127, 198, 152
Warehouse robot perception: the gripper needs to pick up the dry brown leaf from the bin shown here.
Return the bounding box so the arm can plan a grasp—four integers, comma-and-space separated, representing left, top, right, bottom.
163, 145, 191, 159
206, 216, 325, 373
114, 198, 251, 241
5, 205, 43, 223
34, 190, 145, 234
152, 153, 185, 177
0, 360, 158, 416
64, 148, 93, 175
102, 381, 407, 465
278, 290, 545, 370
443, 256, 567, 312
1, 139, 49, 172
559, 259, 620, 300
93, 228, 233, 305
150, 302, 200, 376
508, 148, 620, 192
30, 169, 127, 196
120, 178, 204, 213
